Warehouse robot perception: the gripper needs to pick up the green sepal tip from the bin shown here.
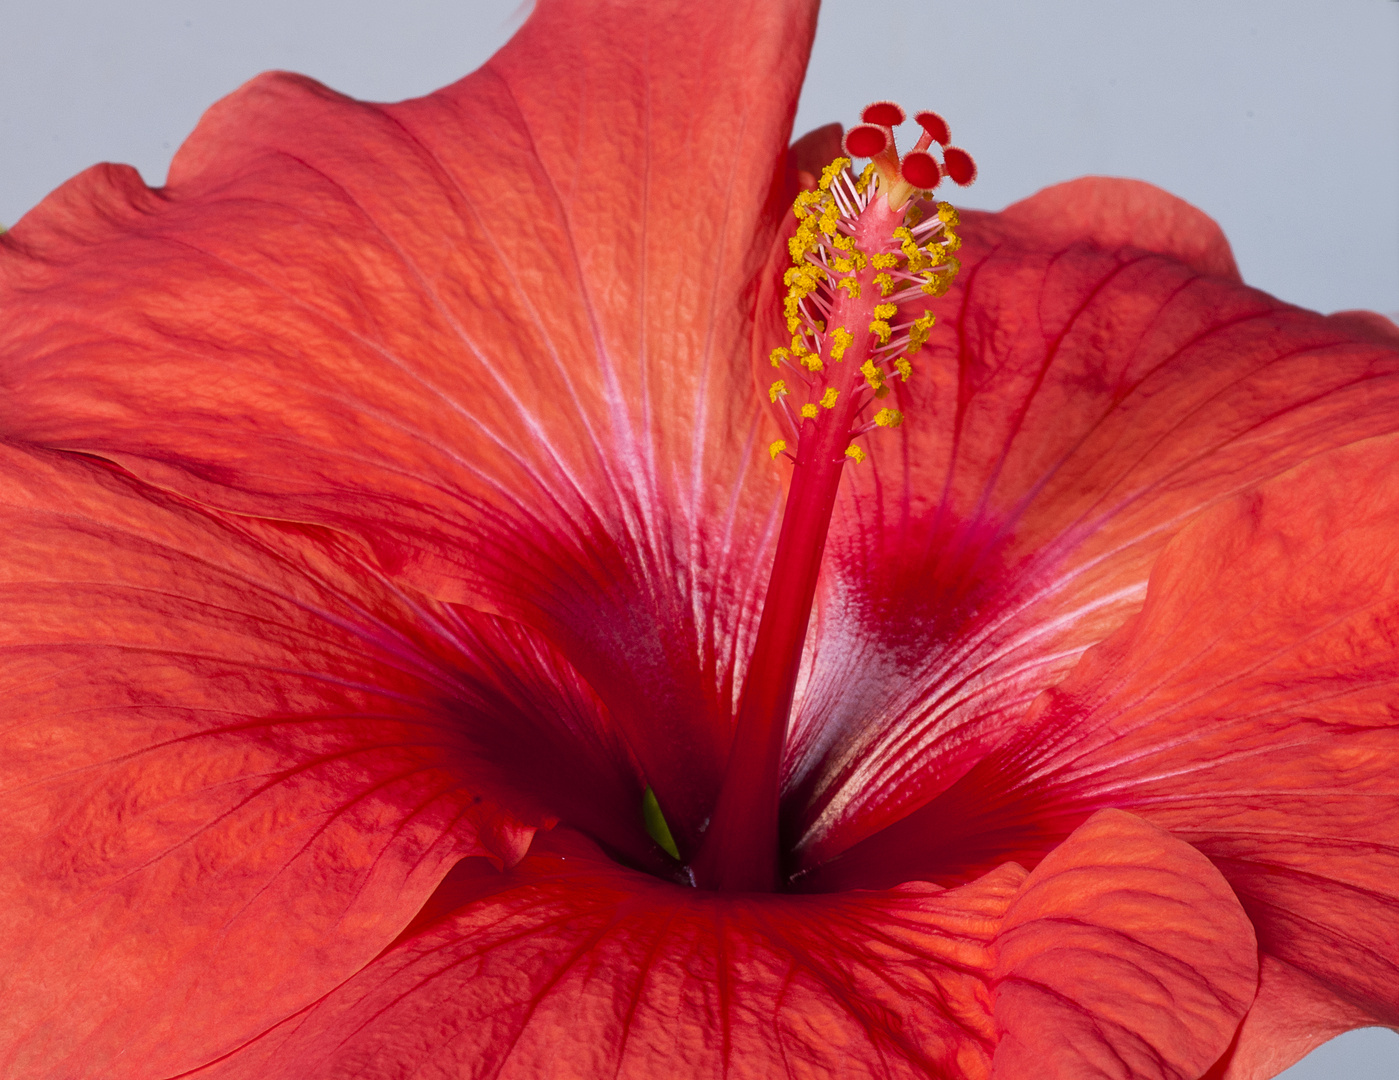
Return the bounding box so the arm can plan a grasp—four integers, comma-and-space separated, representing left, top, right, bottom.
642, 786, 681, 860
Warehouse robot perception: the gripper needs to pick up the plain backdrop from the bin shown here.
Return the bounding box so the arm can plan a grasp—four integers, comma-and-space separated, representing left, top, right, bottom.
2, 1, 1397, 1075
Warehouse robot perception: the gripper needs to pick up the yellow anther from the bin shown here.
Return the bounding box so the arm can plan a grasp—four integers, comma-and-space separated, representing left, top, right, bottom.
874, 408, 904, 428
871, 252, 899, 269
791, 335, 810, 355
820, 388, 839, 409
769, 379, 788, 402
769, 439, 787, 460
855, 162, 876, 193
801, 352, 824, 372
829, 327, 854, 361
845, 445, 867, 463
874, 272, 895, 297
832, 257, 854, 273
800, 403, 819, 419
832, 234, 855, 252
904, 203, 924, 228
908, 311, 936, 351
769, 346, 790, 368
818, 157, 852, 191
936, 202, 960, 226
837, 277, 861, 299
894, 356, 913, 381
861, 359, 885, 390
788, 226, 817, 261
873, 303, 897, 321
868, 319, 892, 345
819, 202, 841, 237
920, 262, 958, 296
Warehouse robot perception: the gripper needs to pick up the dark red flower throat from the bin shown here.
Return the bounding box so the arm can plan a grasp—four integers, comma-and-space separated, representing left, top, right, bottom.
691, 105, 976, 890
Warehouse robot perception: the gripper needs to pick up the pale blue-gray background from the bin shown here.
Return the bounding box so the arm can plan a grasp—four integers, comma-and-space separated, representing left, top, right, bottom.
1, 1, 1397, 1075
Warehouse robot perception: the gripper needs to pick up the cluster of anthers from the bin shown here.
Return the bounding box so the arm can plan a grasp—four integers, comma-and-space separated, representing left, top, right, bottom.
767, 102, 976, 465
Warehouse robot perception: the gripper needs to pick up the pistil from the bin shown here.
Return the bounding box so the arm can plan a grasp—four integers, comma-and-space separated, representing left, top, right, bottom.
690, 106, 973, 891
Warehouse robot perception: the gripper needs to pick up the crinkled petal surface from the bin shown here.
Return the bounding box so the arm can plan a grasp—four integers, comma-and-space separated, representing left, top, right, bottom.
0, 0, 817, 851
990, 809, 1256, 1080
0, 442, 651, 1079
1205, 955, 1374, 1080
784, 179, 1399, 867
819, 434, 1399, 1050
188, 812, 1256, 1080
189, 829, 1025, 1080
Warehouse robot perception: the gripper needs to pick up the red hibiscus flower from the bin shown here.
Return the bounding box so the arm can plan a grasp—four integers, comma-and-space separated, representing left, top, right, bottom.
3, 1, 1398, 1077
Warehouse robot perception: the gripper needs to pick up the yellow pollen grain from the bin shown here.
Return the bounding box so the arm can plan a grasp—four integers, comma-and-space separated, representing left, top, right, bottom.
820, 388, 839, 408
800, 403, 819, 419
829, 327, 854, 361
837, 277, 861, 299
894, 356, 913, 381
936, 202, 960, 226
769, 346, 789, 368
832, 257, 854, 273
873, 303, 897, 321
874, 272, 895, 296
845, 445, 867, 463
875, 408, 904, 428
868, 319, 892, 345
871, 253, 899, 269
861, 359, 885, 390
769, 379, 788, 402
769, 439, 787, 459
801, 353, 824, 372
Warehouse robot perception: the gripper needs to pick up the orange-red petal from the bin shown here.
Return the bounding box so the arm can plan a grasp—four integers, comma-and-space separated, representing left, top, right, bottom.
0, 0, 818, 852
1205, 955, 1373, 1080
991, 809, 1257, 1080
0, 443, 652, 1078
821, 433, 1399, 1030
786, 179, 1399, 868
189, 829, 1026, 1080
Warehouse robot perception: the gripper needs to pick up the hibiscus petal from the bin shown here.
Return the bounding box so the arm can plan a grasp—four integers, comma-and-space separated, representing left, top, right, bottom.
1204, 955, 1373, 1080
0, 443, 652, 1078
991, 809, 1257, 1080
0, 0, 818, 849
993, 175, 1242, 280
787, 178, 1399, 866
824, 434, 1399, 1029
189, 828, 1025, 1080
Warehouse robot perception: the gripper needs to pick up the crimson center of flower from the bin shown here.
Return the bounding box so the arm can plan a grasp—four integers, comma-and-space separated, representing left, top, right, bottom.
690, 103, 976, 891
